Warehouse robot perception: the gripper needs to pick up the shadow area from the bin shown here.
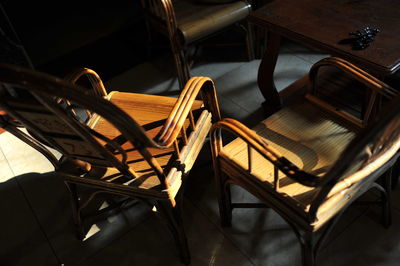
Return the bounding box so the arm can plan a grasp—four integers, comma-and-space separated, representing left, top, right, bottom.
0, 175, 60, 266
0, 171, 253, 265
0, 172, 152, 265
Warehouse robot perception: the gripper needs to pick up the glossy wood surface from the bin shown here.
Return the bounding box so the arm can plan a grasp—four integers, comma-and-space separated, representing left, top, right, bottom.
250, 0, 400, 74
175, 0, 250, 44
89, 92, 204, 181
92, 92, 203, 140
250, 0, 400, 111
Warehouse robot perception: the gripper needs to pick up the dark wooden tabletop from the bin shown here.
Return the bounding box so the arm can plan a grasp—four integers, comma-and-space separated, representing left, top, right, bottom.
250, 0, 400, 75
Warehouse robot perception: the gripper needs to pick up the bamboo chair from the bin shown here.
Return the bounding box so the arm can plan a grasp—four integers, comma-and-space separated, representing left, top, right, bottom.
141, 0, 254, 89
210, 57, 400, 266
0, 64, 221, 265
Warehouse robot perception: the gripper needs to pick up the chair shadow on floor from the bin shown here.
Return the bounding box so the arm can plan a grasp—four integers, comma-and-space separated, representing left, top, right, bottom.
0, 172, 176, 265
0, 170, 252, 266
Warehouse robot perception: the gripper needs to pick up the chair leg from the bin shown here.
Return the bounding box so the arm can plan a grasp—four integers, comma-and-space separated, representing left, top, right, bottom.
169, 39, 191, 90
391, 158, 400, 189
156, 196, 190, 265
381, 169, 393, 228
65, 182, 85, 240
214, 170, 233, 227
288, 209, 346, 266
244, 21, 255, 61
222, 181, 233, 227
300, 231, 316, 266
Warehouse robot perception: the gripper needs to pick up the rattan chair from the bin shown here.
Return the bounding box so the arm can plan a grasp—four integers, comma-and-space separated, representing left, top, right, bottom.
210, 57, 400, 266
141, 0, 254, 89
0, 64, 221, 265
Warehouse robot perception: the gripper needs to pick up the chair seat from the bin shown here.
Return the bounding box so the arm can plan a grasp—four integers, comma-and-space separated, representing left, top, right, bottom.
219, 100, 357, 228
174, 0, 251, 44
64, 91, 209, 200
0, 64, 221, 264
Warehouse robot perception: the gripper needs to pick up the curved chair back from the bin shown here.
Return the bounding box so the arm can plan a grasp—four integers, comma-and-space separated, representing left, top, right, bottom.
0, 64, 167, 186
308, 57, 398, 127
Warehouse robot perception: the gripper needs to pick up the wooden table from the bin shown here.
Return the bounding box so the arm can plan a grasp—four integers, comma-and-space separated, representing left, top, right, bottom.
250, 0, 400, 113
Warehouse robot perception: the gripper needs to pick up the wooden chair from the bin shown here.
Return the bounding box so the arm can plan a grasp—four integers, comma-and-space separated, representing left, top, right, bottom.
0, 64, 221, 265
210, 57, 400, 266
141, 0, 255, 89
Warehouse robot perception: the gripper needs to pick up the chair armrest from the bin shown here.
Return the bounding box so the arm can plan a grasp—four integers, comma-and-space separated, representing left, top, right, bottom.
210, 118, 324, 187
155, 76, 221, 147
64, 68, 107, 97
309, 57, 398, 99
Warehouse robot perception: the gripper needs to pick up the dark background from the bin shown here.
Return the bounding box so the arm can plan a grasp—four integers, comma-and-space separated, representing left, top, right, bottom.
0, 1, 155, 80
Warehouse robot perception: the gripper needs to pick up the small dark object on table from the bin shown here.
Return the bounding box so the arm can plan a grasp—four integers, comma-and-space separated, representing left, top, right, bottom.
349, 26, 380, 50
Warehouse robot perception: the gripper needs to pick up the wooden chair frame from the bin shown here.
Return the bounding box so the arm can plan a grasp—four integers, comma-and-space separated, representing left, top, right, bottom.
210, 57, 400, 266
0, 64, 221, 265
141, 0, 255, 89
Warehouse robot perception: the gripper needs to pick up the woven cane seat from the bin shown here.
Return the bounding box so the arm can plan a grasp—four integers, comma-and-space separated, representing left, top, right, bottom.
220, 100, 357, 228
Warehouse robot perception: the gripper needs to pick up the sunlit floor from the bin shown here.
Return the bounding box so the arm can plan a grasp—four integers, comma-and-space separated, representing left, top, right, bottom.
1, 40, 400, 266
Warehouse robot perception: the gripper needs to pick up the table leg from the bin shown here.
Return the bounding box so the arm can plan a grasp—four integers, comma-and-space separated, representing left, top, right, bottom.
257, 31, 282, 115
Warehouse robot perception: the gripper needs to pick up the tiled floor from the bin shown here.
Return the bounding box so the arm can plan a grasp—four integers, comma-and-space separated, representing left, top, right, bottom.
0, 39, 399, 266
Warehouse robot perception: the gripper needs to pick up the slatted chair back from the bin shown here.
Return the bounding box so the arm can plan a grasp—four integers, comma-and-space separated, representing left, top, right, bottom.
0, 64, 169, 189
306, 57, 398, 128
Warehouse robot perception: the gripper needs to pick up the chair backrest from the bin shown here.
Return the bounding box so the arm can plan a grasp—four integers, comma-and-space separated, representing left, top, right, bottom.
0, 64, 170, 186
307, 57, 398, 128
141, 0, 177, 39
310, 94, 400, 217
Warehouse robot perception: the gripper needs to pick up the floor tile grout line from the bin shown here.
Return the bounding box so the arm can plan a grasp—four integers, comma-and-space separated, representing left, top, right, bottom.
14, 177, 63, 265
283, 44, 329, 63
218, 94, 252, 115
293, 54, 328, 65
217, 87, 264, 115
320, 206, 371, 251
0, 143, 16, 177
187, 194, 383, 263
193, 60, 246, 80
389, 203, 400, 213
186, 197, 256, 266
77, 198, 257, 265
75, 212, 154, 265
211, 60, 255, 82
